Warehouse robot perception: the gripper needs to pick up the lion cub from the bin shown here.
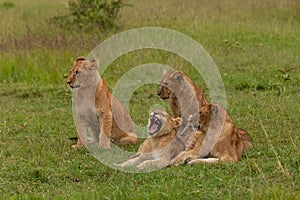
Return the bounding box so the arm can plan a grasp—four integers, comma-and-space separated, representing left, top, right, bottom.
157, 70, 233, 124
170, 113, 205, 166
117, 110, 185, 169
67, 57, 137, 148
173, 104, 253, 165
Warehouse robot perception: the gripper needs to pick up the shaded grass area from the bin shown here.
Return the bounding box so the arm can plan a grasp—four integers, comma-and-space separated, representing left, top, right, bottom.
0, 0, 299, 199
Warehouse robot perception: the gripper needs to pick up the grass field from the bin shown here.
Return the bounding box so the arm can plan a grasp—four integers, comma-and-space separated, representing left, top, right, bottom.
0, 0, 299, 199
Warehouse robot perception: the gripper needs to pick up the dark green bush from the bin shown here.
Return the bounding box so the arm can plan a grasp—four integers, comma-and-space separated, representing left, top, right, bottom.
52, 0, 125, 30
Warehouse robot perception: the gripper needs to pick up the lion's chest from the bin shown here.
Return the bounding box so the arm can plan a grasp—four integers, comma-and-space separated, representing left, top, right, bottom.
79, 106, 100, 124
74, 94, 100, 126
150, 135, 175, 150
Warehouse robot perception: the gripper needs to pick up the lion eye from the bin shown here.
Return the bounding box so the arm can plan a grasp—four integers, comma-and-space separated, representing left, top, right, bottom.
162, 82, 168, 86
75, 70, 79, 75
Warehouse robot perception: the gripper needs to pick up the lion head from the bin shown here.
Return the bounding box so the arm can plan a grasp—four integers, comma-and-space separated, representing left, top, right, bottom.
147, 110, 181, 137
157, 70, 186, 100
67, 56, 100, 89
198, 103, 224, 133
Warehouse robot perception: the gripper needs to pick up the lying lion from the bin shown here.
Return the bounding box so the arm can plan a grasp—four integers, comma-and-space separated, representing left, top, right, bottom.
67, 57, 137, 148
172, 104, 253, 165
117, 110, 185, 169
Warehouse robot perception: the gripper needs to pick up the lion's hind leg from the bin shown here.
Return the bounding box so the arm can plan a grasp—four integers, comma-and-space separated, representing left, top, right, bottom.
187, 152, 240, 165
117, 154, 145, 168
99, 111, 113, 148
187, 158, 220, 165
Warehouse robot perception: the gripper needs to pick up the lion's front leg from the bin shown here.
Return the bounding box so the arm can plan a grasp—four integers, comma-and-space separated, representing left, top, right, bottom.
170, 150, 198, 166
99, 111, 112, 148
89, 117, 101, 145
170, 151, 188, 166
73, 115, 88, 149
73, 136, 83, 149
137, 152, 170, 169
187, 158, 220, 165
118, 154, 145, 168
137, 159, 170, 170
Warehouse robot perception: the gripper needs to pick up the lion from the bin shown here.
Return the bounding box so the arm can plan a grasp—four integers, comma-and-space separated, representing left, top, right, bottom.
157, 70, 235, 158
67, 56, 137, 149
170, 113, 205, 166
157, 70, 233, 124
117, 110, 185, 169
171, 104, 253, 165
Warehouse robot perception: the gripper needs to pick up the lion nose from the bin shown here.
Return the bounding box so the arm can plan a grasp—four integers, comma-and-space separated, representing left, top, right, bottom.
157, 90, 161, 96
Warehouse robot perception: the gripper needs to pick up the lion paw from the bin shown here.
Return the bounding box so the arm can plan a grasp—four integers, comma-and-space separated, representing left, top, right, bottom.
184, 157, 193, 165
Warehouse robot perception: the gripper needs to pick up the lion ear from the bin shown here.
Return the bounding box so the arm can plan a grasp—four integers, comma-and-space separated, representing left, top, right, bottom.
163, 69, 168, 76
89, 58, 99, 69
76, 56, 86, 62
173, 71, 184, 82
209, 104, 218, 115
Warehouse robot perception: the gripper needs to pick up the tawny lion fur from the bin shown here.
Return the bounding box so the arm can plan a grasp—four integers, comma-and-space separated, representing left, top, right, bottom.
172, 104, 253, 165
157, 70, 233, 124
67, 57, 137, 148
117, 110, 185, 169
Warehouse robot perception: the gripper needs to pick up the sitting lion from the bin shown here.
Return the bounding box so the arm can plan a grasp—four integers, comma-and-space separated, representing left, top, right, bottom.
157, 70, 235, 158
171, 104, 253, 165
67, 57, 137, 148
117, 110, 185, 169
157, 70, 233, 124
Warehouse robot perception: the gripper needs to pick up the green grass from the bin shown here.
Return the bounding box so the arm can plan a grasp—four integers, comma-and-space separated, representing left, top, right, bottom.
0, 0, 299, 199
